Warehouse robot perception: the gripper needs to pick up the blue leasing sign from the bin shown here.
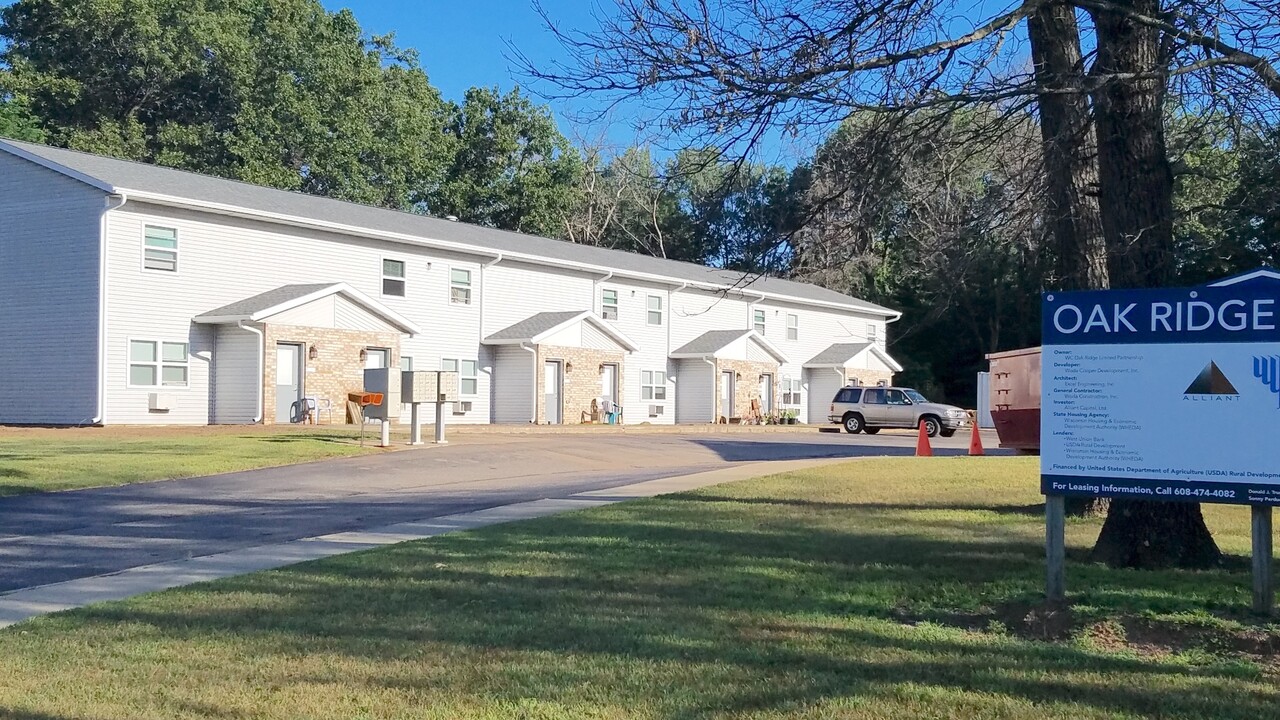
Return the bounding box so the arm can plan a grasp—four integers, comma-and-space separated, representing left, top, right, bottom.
1041, 269, 1280, 506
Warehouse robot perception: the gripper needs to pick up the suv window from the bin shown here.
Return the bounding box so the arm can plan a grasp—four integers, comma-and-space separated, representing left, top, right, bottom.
862, 388, 885, 404
836, 388, 862, 403
885, 389, 909, 405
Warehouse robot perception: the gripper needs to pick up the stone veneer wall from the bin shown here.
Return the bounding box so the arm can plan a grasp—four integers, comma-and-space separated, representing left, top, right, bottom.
715, 358, 780, 421
535, 344, 625, 424
260, 324, 402, 424
846, 368, 895, 387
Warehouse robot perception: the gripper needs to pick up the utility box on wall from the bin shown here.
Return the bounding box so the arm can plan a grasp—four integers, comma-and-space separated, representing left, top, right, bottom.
362, 367, 402, 420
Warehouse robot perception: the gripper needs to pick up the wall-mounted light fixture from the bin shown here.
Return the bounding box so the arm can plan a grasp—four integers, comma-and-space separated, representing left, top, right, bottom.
359, 348, 368, 363
565, 361, 574, 373
735, 371, 742, 380
309, 345, 319, 361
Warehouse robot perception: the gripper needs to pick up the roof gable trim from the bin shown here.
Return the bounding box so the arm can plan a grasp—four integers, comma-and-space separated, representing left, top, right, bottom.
0, 141, 117, 194
194, 282, 422, 335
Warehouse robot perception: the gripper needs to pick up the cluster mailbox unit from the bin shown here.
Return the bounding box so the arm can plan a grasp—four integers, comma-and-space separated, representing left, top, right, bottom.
401, 370, 460, 445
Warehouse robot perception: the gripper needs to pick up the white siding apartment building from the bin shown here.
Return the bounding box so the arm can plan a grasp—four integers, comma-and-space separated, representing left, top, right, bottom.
0, 139, 903, 426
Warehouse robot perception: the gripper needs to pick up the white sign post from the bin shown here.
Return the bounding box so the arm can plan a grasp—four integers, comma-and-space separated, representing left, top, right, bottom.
1041, 271, 1280, 614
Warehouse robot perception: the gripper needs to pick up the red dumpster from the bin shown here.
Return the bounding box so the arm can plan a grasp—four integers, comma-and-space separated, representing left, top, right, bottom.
985, 346, 1041, 453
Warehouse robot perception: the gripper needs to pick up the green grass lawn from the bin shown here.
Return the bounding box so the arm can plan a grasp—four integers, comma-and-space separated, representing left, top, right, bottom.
0, 426, 383, 495
0, 457, 1275, 718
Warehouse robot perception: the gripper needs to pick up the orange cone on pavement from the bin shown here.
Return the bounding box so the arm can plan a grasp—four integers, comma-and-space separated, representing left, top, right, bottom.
969, 422, 985, 456
915, 420, 933, 457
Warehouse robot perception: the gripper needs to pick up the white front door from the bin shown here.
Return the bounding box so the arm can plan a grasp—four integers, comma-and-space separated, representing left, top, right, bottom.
720, 371, 735, 419
365, 347, 390, 369
600, 363, 618, 412
759, 373, 773, 415
275, 343, 302, 423
543, 361, 562, 424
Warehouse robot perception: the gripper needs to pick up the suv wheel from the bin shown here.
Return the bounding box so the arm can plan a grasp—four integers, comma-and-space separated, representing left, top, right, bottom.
863, 427, 880, 435
920, 416, 942, 438
842, 413, 864, 434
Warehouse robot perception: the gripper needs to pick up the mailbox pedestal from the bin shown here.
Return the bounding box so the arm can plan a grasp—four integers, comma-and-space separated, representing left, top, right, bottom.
402, 370, 460, 445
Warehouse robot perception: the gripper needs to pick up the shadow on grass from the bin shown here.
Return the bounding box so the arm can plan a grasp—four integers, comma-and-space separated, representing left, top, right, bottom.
681, 493, 1047, 517
66, 495, 1280, 718
250, 433, 362, 445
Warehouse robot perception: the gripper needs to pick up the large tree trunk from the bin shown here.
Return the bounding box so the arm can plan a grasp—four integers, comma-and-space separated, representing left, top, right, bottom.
1027, 3, 1110, 518
1087, 0, 1220, 568
1027, 3, 1109, 292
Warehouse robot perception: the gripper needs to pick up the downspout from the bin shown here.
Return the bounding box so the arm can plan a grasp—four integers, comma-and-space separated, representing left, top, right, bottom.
238, 320, 264, 423
92, 193, 128, 425
702, 355, 716, 423
520, 341, 537, 424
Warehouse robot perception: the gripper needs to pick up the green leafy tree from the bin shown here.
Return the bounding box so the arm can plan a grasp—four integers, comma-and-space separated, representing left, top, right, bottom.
0, 0, 452, 208
0, 90, 43, 141
431, 87, 583, 237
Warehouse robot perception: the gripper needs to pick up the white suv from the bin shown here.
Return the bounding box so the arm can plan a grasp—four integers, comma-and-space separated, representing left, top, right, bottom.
828, 386, 970, 437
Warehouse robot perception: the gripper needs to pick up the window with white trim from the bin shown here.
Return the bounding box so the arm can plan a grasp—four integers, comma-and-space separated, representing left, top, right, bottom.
647, 295, 663, 326
602, 289, 618, 321
450, 268, 472, 305
641, 370, 667, 400
382, 259, 406, 297
867, 323, 878, 343
441, 358, 478, 396
786, 314, 799, 340
781, 376, 802, 406
129, 340, 189, 387
753, 309, 766, 334
400, 356, 414, 371
143, 226, 178, 272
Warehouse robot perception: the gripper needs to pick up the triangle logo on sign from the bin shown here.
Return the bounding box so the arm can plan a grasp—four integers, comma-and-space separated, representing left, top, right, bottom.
1184, 361, 1239, 395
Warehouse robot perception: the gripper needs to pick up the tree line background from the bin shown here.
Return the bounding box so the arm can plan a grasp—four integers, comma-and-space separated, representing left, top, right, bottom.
2, 0, 1278, 412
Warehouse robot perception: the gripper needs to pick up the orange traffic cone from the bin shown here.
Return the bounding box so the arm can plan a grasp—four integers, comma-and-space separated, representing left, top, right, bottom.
915, 420, 933, 457
969, 422, 985, 456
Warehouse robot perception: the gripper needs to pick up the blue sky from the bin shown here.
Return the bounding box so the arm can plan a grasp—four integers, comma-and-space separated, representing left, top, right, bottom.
321, 0, 807, 163
321, 1, 643, 149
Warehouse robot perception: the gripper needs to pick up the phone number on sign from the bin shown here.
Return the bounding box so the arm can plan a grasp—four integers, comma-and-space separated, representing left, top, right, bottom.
1161, 487, 1237, 499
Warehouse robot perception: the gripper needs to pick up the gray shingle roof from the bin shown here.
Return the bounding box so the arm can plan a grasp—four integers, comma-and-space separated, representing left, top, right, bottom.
196, 283, 337, 319
484, 311, 587, 342
670, 329, 752, 356
805, 342, 874, 366
1, 139, 897, 317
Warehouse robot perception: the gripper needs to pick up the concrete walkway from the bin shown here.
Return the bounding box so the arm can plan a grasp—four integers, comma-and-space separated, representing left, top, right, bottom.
0, 458, 844, 626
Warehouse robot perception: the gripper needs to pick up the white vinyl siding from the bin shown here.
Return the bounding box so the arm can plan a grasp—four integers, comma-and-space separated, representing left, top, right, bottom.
103, 202, 485, 424
84, 194, 891, 426
492, 346, 535, 423
807, 368, 846, 424
143, 226, 178, 272
0, 153, 104, 424
675, 358, 714, 423
212, 324, 260, 424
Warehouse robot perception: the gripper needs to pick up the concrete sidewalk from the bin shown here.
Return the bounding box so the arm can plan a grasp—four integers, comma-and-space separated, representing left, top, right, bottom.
0, 457, 846, 627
